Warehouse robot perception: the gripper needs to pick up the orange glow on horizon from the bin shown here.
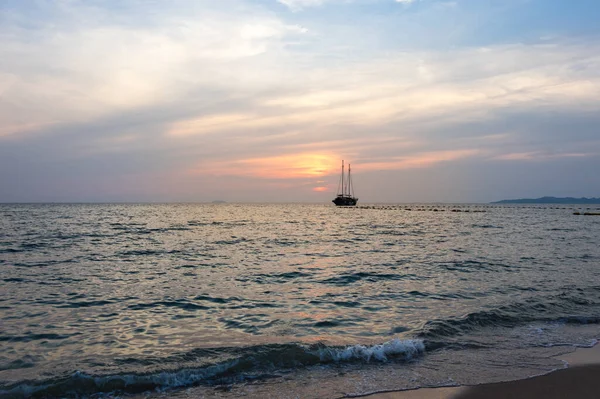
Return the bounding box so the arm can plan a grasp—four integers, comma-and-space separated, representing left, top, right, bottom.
312, 186, 329, 192
192, 153, 339, 179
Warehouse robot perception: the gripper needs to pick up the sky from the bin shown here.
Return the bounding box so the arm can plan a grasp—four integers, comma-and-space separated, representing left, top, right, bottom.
1, 0, 599, 203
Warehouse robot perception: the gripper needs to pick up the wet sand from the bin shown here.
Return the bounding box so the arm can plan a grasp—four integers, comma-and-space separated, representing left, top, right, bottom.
367, 343, 600, 399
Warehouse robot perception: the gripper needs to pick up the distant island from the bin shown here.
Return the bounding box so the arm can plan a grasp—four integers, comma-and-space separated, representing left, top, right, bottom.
211, 200, 227, 204
492, 197, 600, 204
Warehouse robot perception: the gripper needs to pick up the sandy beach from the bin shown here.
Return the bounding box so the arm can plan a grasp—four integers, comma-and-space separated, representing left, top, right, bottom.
367, 343, 600, 399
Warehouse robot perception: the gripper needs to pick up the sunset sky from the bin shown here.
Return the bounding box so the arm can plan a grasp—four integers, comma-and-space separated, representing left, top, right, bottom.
1, 0, 599, 203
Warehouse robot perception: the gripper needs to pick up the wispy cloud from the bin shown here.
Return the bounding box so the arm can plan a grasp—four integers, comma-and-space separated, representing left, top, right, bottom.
358, 149, 482, 170
493, 151, 591, 161
278, 0, 327, 11
0, 1, 307, 138
278, 0, 419, 11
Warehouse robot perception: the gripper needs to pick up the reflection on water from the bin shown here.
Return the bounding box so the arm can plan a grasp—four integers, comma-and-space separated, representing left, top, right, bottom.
1, 203, 600, 397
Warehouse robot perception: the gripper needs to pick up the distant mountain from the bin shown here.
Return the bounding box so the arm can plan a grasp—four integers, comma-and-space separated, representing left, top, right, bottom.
492, 197, 600, 204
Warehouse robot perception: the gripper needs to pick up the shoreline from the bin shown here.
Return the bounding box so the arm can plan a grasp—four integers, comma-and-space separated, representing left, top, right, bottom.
134, 344, 600, 399
364, 343, 600, 399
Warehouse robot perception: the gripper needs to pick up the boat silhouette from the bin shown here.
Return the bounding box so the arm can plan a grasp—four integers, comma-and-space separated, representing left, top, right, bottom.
333, 160, 358, 206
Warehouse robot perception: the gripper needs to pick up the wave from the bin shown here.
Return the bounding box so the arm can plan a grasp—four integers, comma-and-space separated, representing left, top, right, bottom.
314, 339, 424, 362
0, 339, 424, 398
0, 248, 23, 254
0, 333, 80, 343
235, 271, 314, 285
2, 278, 31, 283
320, 272, 410, 285
439, 260, 515, 273
127, 300, 209, 311
417, 287, 600, 340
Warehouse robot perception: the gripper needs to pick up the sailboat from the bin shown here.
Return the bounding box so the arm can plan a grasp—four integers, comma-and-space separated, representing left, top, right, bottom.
333, 160, 358, 206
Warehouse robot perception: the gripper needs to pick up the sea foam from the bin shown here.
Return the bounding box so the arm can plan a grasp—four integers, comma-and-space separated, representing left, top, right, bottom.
0, 339, 426, 397
314, 338, 425, 362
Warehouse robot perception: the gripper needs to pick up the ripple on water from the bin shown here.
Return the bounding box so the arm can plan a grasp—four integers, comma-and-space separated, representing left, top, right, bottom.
1, 203, 600, 397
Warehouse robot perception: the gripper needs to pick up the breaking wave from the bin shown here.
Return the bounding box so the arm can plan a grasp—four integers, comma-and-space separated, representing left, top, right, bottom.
0, 339, 425, 398
418, 287, 600, 340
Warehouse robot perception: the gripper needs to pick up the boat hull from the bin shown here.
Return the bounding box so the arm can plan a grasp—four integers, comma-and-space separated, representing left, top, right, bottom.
333, 196, 358, 206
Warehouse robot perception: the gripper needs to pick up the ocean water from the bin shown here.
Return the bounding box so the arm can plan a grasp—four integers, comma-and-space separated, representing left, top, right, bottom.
1, 203, 600, 398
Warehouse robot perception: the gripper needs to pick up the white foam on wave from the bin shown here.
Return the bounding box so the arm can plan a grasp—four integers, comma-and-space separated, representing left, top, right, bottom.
1, 339, 426, 397
314, 338, 425, 362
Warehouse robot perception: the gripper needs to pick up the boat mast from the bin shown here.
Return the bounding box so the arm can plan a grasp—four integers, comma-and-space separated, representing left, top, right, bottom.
341, 160, 345, 197
348, 163, 353, 197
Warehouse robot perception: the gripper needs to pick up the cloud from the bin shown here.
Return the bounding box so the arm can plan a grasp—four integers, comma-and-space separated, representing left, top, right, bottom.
0, 1, 307, 138
278, 0, 326, 11
493, 151, 591, 161
358, 149, 482, 170
159, 41, 600, 158
5, 2, 597, 146
1, 0, 600, 202
278, 0, 420, 12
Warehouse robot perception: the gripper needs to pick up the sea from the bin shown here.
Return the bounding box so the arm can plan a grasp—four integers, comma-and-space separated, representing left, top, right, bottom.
1, 203, 600, 398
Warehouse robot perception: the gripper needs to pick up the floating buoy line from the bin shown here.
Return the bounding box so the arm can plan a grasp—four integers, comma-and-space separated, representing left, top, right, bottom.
332, 205, 600, 215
